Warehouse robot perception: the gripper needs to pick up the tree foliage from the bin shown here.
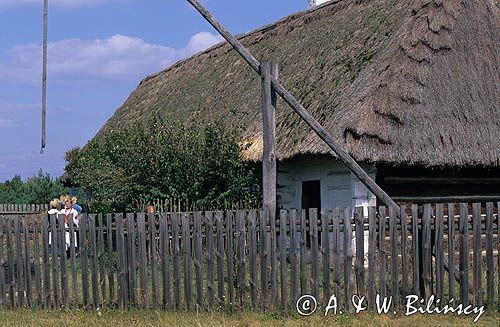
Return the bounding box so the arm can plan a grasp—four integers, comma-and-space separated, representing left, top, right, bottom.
0, 169, 68, 204
64, 117, 261, 212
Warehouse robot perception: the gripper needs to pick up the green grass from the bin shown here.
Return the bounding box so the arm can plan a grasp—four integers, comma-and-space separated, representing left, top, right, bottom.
0, 309, 499, 327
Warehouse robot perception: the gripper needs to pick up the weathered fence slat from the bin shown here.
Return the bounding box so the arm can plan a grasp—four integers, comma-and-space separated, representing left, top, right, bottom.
422, 204, 432, 302
148, 213, 158, 309
447, 203, 455, 301
126, 213, 137, 307
194, 211, 203, 310
343, 207, 353, 312
289, 209, 298, 305
485, 202, 494, 305
172, 213, 181, 309
69, 212, 78, 308
355, 207, 364, 299
400, 205, 408, 299
248, 210, 257, 310
215, 211, 225, 307
497, 202, 500, 306
321, 208, 330, 304
411, 205, 420, 296
270, 209, 278, 308
97, 214, 106, 306
0, 218, 4, 308
116, 214, 126, 309
80, 213, 89, 309
23, 217, 32, 308
378, 207, 387, 299
459, 203, 469, 307
472, 203, 483, 307
137, 213, 148, 309
389, 206, 398, 307
299, 209, 307, 297
159, 213, 170, 309
106, 213, 115, 306
6, 217, 15, 308
41, 216, 50, 308
278, 210, 286, 309
49, 214, 58, 308
310, 208, 319, 302
435, 203, 444, 301
227, 211, 235, 310
368, 207, 376, 310
15, 215, 24, 307
205, 211, 215, 308
182, 213, 193, 310
90, 214, 100, 308
237, 210, 247, 309
57, 214, 68, 309
332, 208, 341, 307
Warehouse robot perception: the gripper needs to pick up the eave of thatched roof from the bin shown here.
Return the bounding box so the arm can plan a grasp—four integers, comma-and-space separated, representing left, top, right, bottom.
96, 0, 500, 168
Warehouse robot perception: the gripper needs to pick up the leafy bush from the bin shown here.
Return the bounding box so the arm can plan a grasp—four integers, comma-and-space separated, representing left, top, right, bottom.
64, 117, 261, 212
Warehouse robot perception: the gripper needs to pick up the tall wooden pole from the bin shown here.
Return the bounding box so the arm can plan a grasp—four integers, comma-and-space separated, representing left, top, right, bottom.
186, 0, 398, 211
41, 0, 48, 153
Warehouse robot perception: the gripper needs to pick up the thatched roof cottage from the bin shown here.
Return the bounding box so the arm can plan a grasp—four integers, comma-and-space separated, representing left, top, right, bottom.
95, 0, 500, 210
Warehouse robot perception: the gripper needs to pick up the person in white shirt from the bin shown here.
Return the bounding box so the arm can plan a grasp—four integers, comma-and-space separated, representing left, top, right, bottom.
48, 198, 79, 255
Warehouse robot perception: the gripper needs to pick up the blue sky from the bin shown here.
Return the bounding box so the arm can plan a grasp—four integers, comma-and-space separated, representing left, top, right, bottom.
0, 0, 308, 182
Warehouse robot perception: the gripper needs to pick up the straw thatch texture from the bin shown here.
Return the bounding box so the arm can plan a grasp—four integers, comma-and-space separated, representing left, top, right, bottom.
96, 0, 500, 167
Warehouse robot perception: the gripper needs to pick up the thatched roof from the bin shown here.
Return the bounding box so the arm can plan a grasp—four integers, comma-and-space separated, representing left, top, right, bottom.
96, 0, 500, 168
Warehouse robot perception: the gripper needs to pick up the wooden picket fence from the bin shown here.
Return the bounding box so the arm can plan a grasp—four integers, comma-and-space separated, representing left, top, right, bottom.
0, 204, 49, 214
0, 202, 499, 311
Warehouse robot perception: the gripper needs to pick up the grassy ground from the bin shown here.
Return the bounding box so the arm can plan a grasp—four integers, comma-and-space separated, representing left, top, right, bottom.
0, 309, 499, 327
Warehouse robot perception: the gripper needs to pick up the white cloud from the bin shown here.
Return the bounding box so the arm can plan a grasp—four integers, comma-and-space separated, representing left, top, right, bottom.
0, 117, 17, 128
0, 32, 223, 85
0, 0, 122, 8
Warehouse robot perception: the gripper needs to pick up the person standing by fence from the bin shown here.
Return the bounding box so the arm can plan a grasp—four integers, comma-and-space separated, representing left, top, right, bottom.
71, 196, 82, 214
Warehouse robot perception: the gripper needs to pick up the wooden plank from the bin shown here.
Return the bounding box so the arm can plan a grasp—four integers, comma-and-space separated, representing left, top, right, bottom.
227, 210, 235, 310
310, 208, 319, 302
0, 217, 5, 308
15, 215, 24, 307
237, 210, 247, 309
368, 207, 376, 310
459, 203, 469, 307
194, 211, 203, 310
148, 213, 158, 309
205, 211, 215, 308
321, 208, 330, 304
31, 216, 41, 307
354, 207, 364, 299
137, 213, 148, 309
248, 210, 257, 310
57, 213, 68, 309
49, 213, 58, 308
472, 203, 482, 307
400, 205, 408, 299
279, 209, 287, 309
435, 204, 444, 301
68, 211, 78, 308
411, 205, 420, 296
115, 213, 127, 309
260, 61, 277, 260
6, 217, 15, 308
97, 214, 106, 307
389, 206, 398, 308
186, 0, 399, 212
447, 203, 455, 301
268, 207, 278, 309
332, 208, 341, 307
79, 213, 89, 309
289, 209, 298, 306
106, 213, 114, 306
126, 213, 137, 307
171, 213, 180, 309
378, 207, 387, 299
89, 214, 99, 308
343, 207, 353, 312
159, 213, 170, 309
182, 212, 192, 310
299, 209, 307, 297
215, 211, 225, 307
485, 202, 494, 306
422, 204, 432, 302
41, 215, 50, 308
497, 202, 500, 307
23, 217, 32, 308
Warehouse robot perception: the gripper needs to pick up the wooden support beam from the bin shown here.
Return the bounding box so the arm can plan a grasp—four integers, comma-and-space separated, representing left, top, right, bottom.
186, 0, 398, 211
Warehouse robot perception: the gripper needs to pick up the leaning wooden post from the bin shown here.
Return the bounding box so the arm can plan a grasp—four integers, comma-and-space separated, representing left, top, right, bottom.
260, 61, 278, 272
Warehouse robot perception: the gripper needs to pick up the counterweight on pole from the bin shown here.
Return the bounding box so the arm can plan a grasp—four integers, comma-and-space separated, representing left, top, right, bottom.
41, 0, 48, 154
